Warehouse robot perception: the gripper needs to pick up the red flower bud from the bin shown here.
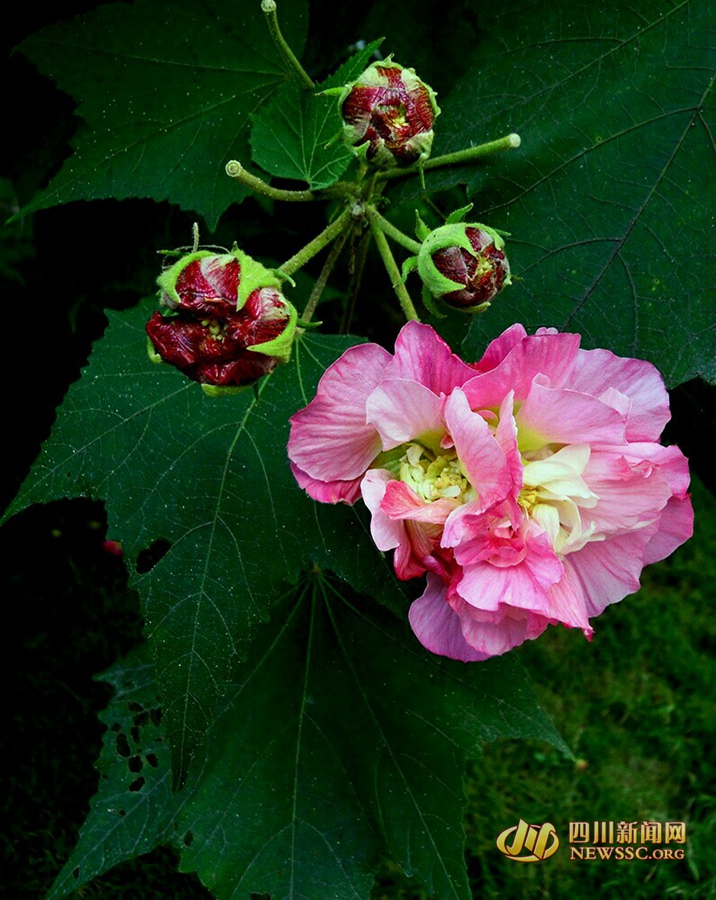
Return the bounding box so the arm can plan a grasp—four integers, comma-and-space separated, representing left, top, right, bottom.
338, 60, 439, 168
417, 223, 511, 313
146, 248, 297, 393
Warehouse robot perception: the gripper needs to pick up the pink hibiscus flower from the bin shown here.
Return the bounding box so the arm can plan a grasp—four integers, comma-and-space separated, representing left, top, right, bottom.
288, 322, 693, 662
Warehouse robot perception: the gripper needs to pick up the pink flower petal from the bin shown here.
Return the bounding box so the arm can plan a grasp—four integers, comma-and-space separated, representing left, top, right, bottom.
457, 602, 551, 658
569, 348, 671, 441
516, 381, 626, 450
561, 528, 657, 618
382, 320, 476, 394
409, 575, 490, 661
365, 378, 445, 449
643, 495, 694, 564
291, 462, 363, 505
463, 330, 582, 408
444, 389, 513, 511
288, 343, 390, 485
361, 468, 403, 551
380, 479, 457, 525
582, 448, 675, 535
470, 323, 527, 373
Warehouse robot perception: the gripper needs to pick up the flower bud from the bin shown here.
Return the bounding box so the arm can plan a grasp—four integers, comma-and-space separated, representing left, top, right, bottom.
417, 223, 510, 312
338, 60, 439, 168
146, 247, 297, 393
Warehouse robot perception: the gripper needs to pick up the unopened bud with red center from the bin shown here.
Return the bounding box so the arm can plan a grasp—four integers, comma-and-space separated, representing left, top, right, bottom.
337, 60, 439, 168
416, 222, 511, 313
146, 246, 297, 394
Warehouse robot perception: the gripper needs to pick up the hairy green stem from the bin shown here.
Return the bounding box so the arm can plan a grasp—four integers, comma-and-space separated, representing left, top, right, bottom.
261, 0, 314, 89
366, 206, 422, 254
301, 225, 352, 323
340, 229, 371, 334
369, 218, 420, 322
378, 132, 522, 182
279, 207, 353, 278
225, 160, 317, 201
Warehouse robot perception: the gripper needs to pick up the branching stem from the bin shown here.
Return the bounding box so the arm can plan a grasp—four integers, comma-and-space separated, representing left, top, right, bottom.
366, 206, 422, 254
279, 207, 353, 278
300, 225, 352, 323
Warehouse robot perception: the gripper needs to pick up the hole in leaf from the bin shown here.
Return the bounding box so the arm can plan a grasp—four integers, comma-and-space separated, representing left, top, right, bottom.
118, 809, 127, 817
72, 868, 80, 880
183, 831, 194, 847
115, 732, 131, 758
150, 707, 162, 727
133, 710, 149, 727
128, 776, 145, 792
146, 753, 159, 768
128, 755, 143, 773
127, 701, 143, 713
135, 538, 172, 574
130, 725, 141, 744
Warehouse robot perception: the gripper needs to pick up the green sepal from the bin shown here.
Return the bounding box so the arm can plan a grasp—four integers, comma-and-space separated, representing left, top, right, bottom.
156, 250, 219, 308
421, 283, 446, 318
460, 299, 492, 315
233, 244, 282, 311
201, 383, 252, 397
401, 255, 419, 283
414, 212, 431, 242
247, 299, 298, 363
273, 269, 297, 287
318, 86, 345, 98
146, 337, 164, 365
446, 204, 474, 225
296, 318, 322, 329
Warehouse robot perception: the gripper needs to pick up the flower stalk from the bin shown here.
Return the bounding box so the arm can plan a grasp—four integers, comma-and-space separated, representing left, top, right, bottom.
378, 132, 521, 182
261, 0, 314, 90
225, 160, 317, 202
368, 216, 420, 322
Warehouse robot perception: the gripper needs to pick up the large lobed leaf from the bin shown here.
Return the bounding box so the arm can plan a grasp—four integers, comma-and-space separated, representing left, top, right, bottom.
393, 0, 716, 387
3, 301, 406, 785
47, 583, 567, 900
16, 0, 310, 229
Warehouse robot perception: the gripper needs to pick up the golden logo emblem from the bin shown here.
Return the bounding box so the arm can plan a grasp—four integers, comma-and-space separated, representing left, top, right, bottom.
496, 819, 560, 862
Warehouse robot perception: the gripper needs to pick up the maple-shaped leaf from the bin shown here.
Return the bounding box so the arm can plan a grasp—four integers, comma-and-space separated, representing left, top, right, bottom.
17, 0, 309, 229
3, 300, 407, 785
389, 0, 716, 387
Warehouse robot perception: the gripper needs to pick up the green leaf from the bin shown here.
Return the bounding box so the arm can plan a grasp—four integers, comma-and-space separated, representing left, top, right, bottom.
250, 39, 383, 187
17, 0, 309, 229
392, 0, 716, 386
4, 302, 406, 784
51, 581, 566, 899
177, 578, 568, 898
47, 647, 180, 900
